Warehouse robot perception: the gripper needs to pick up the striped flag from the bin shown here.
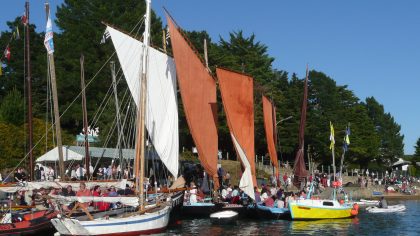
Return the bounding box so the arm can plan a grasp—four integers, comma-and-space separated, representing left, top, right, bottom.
4, 46, 11, 61
329, 121, 335, 150
100, 29, 110, 44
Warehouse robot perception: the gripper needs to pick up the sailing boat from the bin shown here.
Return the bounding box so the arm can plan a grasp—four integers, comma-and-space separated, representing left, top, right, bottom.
288, 67, 358, 220
50, 1, 174, 235
165, 11, 220, 217
254, 95, 290, 219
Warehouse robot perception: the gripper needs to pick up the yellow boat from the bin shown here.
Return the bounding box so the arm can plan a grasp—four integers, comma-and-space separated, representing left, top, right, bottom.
289, 199, 358, 220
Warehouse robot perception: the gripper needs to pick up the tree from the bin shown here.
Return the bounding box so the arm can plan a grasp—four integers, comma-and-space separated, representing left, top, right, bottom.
0, 88, 25, 126
414, 137, 420, 162
364, 97, 404, 166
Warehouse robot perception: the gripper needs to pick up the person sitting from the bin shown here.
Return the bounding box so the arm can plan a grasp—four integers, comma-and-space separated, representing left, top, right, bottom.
263, 195, 275, 207
379, 197, 388, 209
276, 197, 285, 208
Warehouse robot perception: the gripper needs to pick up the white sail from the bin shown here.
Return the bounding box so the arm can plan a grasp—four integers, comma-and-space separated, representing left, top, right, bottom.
231, 134, 255, 200
107, 26, 179, 178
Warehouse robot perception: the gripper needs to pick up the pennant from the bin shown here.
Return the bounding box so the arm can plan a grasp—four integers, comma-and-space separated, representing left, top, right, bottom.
343, 125, 350, 152
44, 14, 54, 54
21, 12, 28, 25
100, 29, 110, 44
4, 46, 11, 61
329, 121, 335, 150
16, 26, 20, 40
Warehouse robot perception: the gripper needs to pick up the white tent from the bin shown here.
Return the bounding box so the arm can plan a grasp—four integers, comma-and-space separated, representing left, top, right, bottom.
36, 146, 83, 162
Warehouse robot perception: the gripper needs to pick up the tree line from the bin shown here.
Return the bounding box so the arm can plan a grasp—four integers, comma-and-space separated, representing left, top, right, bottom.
0, 0, 407, 174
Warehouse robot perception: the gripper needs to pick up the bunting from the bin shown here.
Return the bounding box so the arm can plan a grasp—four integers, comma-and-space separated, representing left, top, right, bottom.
21, 12, 28, 25
3, 46, 11, 61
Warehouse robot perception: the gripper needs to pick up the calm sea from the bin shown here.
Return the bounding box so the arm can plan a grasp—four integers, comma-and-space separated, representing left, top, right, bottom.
163, 200, 420, 236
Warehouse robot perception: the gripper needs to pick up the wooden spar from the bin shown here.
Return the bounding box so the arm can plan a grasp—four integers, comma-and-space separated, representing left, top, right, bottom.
162, 29, 167, 53
135, 0, 152, 211
110, 61, 123, 172
45, 3, 65, 180
25, 1, 34, 181
80, 55, 90, 180
204, 38, 209, 69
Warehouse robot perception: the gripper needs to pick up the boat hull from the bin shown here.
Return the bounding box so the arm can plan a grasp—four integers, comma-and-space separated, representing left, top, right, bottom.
0, 210, 57, 236
52, 205, 171, 236
210, 210, 238, 225
289, 200, 354, 220
181, 202, 217, 218
255, 204, 290, 220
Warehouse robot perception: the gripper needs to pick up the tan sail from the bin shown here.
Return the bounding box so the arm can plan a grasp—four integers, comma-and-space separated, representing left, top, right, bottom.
262, 96, 279, 179
166, 16, 219, 189
216, 68, 256, 187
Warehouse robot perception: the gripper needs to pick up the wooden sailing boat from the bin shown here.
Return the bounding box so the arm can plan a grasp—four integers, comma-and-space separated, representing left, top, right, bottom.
288, 67, 358, 220
50, 1, 173, 235
255, 95, 290, 219
165, 10, 220, 217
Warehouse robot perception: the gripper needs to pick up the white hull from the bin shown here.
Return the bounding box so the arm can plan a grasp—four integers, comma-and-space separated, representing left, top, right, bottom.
366, 204, 405, 213
52, 205, 171, 235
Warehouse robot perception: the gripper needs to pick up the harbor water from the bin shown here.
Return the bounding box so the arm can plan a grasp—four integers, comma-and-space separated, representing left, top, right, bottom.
163, 200, 420, 236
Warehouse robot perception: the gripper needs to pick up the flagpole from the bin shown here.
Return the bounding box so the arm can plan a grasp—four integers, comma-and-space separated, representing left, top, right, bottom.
25, 1, 34, 181
45, 3, 65, 180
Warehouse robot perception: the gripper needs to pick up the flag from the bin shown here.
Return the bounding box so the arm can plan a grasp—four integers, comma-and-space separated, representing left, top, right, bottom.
100, 29, 110, 44
16, 27, 20, 40
165, 27, 170, 45
21, 12, 28, 25
343, 125, 350, 151
44, 14, 54, 54
0, 66, 2, 76
329, 121, 335, 150
4, 46, 11, 61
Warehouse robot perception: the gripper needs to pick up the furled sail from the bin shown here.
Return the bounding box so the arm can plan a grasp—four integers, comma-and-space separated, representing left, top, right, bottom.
262, 96, 279, 179
231, 135, 255, 200
107, 26, 179, 178
293, 67, 309, 188
216, 68, 256, 187
166, 16, 219, 188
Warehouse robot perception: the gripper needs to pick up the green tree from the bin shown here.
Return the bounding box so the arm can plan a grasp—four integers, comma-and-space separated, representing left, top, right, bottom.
0, 88, 25, 126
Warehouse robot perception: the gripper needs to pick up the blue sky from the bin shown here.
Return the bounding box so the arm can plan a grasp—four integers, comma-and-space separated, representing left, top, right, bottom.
1, 1, 419, 154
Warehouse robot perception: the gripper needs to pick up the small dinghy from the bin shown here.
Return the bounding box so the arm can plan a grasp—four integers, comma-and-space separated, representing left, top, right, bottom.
210, 210, 238, 225
366, 204, 406, 213
355, 199, 379, 207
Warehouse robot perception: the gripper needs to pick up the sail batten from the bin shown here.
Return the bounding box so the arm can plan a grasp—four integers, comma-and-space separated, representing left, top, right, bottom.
166, 16, 219, 188
217, 68, 256, 187
262, 96, 279, 178
107, 26, 179, 178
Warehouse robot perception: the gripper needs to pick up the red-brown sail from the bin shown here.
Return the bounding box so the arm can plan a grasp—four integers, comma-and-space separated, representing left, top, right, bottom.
293, 66, 309, 188
262, 96, 279, 179
166, 16, 219, 189
216, 68, 256, 186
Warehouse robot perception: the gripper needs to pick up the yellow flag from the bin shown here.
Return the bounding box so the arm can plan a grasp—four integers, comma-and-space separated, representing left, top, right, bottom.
329, 121, 335, 150
0, 66, 2, 76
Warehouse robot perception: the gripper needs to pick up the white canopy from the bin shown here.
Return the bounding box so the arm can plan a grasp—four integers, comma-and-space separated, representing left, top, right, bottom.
36, 146, 83, 162
107, 26, 179, 178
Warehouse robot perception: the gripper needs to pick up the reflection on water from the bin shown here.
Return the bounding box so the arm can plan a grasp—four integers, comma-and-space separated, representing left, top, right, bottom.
166, 201, 420, 236
290, 218, 359, 235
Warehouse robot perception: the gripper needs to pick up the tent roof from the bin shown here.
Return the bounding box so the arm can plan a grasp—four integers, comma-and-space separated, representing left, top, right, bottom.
36, 146, 83, 162
36, 146, 158, 162
392, 158, 411, 167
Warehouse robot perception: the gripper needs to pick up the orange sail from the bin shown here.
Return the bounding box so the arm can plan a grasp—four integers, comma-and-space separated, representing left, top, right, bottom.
262, 96, 279, 179
293, 66, 309, 188
166, 16, 219, 189
217, 68, 256, 187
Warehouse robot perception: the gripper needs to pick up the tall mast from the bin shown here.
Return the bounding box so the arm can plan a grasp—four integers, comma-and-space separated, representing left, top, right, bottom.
25, 1, 34, 181
45, 3, 65, 180
80, 55, 90, 179
110, 61, 123, 173
135, 0, 151, 210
